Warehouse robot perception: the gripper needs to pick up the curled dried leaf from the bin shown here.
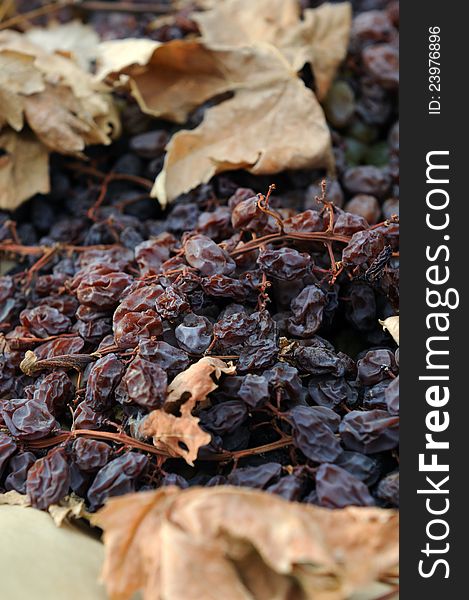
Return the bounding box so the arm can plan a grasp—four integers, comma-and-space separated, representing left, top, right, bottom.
165, 356, 236, 413
94, 486, 399, 600
194, 0, 352, 99
24, 20, 100, 71
94, 38, 336, 206
379, 316, 399, 345
0, 130, 49, 211
0, 28, 119, 209
48, 494, 88, 527
151, 42, 333, 205
140, 404, 211, 466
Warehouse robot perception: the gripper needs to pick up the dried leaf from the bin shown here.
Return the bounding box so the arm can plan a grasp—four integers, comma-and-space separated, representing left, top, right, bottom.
48, 494, 88, 527
280, 2, 353, 100
24, 84, 110, 154
94, 37, 337, 205
0, 29, 119, 209
0, 129, 50, 211
0, 31, 117, 154
1, 503, 106, 600
379, 316, 399, 345
140, 357, 234, 464
25, 20, 100, 71
96, 39, 233, 124
165, 355, 236, 412
194, 0, 352, 99
0, 49, 44, 130
152, 52, 333, 205
94, 38, 161, 82
140, 404, 211, 466
94, 486, 399, 600
0, 491, 31, 507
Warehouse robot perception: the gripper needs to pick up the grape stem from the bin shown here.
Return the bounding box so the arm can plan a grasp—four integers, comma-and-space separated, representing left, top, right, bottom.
25, 429, 293, 462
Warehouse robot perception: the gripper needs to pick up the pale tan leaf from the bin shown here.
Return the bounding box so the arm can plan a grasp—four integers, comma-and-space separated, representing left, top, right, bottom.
140, 405, 211, 466
159, 522, 255, 600
96, 39, 237, 124
24, 85, 110, 154
94, 37, 336, 205
0, 491, 31, 507
94, 38, 160, 81
25, 20, 100, 71
152, 54, 333, 205
92, 488, 177, 600
280, 3, 353, 100
0, 129, 50, 211
1, 504, 106, 600
48, 494, 87, 527
0, 49, 44, 130
0, 29, 119, 208
194, 0, 300, 48
194, 0, 352, 98
165, 356, 236, 412
379, 316, 399, 345
94, 486, 399, 600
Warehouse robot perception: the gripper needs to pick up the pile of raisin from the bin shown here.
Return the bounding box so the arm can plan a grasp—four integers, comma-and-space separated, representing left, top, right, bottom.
0, 0, 399, 511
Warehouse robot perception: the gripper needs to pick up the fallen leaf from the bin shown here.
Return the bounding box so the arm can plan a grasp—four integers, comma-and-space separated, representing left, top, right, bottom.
0, 129, 50, 211
96, 39, 234, 124
48, 494, 88, 527
94, 38, 162, 83
0, 490, 31, 507
194, 0, 352, 99
165, 355, 236, 412
0, 29, 119, 209
94, 486, 399, 600
25, 20, 100, 71
0, 30, 118, 154
0, 49, 44, 130
140, 403, 211, 466
24, 84, 110, 154
0, 503, 106, 599
140, 356, 233, 464
94, 36, 337, 205
379, 316, 399, 345
152, 46, 334, 205
280, 2, 353, 100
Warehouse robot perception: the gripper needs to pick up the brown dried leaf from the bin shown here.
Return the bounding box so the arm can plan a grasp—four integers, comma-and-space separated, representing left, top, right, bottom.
0, 49, 44, 130
0, 491, 31, 507
94, 486, 399, 600
1, 503, 106, 600
194, 0, 352, 99
165, 355, 236, 412
152, 52, 333, 205
24, 20, 100, 71
48, 494, 87, 527
0, 31, 117, 154
140, 404, 211, 466
96, 39, 234, 124
379, 316, 399, 346
280, 2, 353, 100
94, 38, 161, 83
24, 84, 110, 154
95, 38, 335, 205
0, 129, 50, 211
0, 29, 119, 209
140, 357, 233, 464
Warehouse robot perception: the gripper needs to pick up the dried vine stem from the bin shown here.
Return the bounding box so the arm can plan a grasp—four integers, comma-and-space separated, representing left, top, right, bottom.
26, 429, 293, 462
65, 162, 153, 190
